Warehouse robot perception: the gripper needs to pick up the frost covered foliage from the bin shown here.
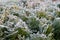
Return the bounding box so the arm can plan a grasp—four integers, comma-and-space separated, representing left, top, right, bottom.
0, 0, 60, 40
52, 18, 60, 40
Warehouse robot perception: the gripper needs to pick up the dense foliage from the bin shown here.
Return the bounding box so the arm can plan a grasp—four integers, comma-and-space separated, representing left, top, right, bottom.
52, 18, 60, 40
0, 0, 60, 40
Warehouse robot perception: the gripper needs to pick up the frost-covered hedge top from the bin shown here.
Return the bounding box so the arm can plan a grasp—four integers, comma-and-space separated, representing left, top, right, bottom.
0, 0, 60, 40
